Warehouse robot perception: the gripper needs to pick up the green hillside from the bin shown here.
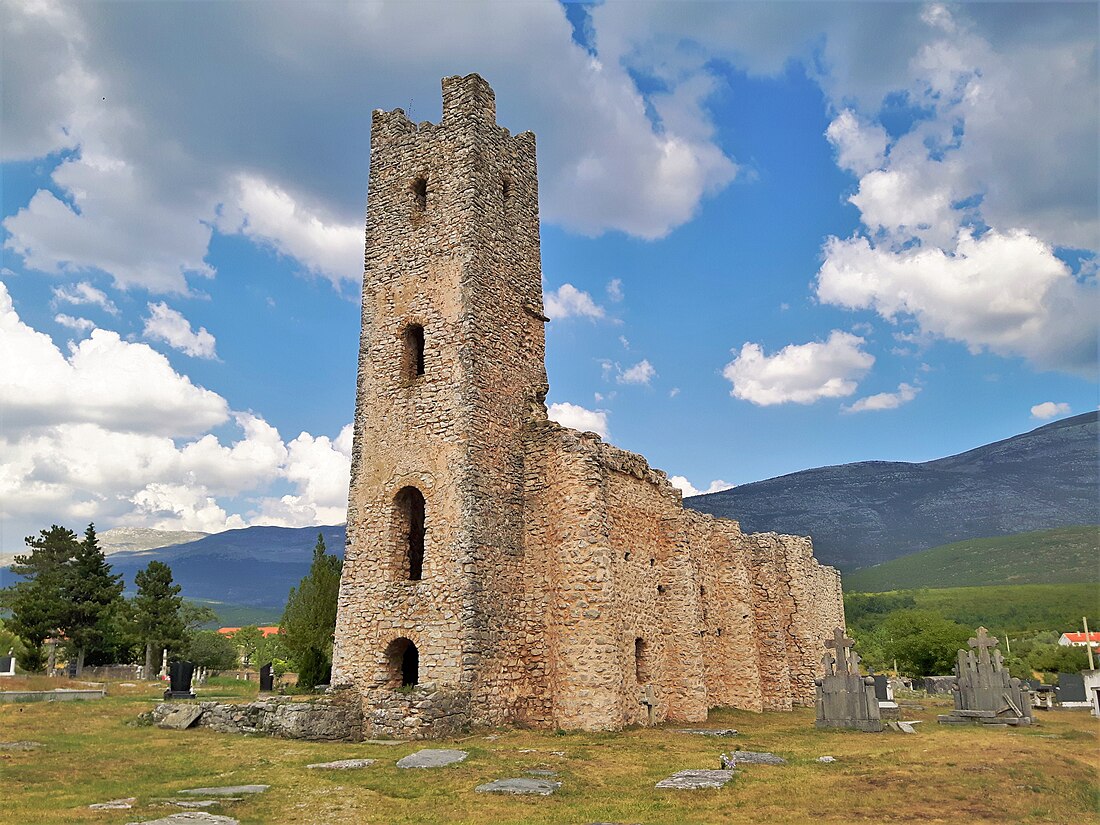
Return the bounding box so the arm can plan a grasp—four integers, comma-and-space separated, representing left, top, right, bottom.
843, 525, 1099, 592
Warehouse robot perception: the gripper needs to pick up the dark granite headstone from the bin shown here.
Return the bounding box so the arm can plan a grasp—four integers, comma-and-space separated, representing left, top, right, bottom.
1057, 672, 1087, 703
67, 659, 78, 678
938, 627, 1031, 726
164, 661, 196, 699
0, 656, 14, 674
259, 663, 274, 692
872, 674, 890, 702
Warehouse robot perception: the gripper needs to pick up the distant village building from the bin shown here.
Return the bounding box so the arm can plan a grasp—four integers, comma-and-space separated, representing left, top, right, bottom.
216, 626, 280, 639
1058, 631, 1100, 647
331, 75, 845, 738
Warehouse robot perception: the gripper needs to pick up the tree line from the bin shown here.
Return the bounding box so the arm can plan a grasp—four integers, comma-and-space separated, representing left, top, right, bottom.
0, 525, 341, 689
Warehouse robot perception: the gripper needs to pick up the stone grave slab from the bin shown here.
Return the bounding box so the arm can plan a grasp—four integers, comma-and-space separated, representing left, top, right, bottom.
158, 705, 204, 730
178, 785, 269, 796
816, 755, 836, 763
90, 797, 137, 809
396, 748, 468, 769
174, 801, 233, 808
674, 728, 738, 737
129, 814, 238, 825
0, 740, 43, 750
306, 758, 376, 770
475, 777, 562, 795
525, 769, 559, 777
655, 769, 735, 790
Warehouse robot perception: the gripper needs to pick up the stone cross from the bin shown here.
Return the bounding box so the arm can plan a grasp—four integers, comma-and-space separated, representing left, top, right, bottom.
821, 650, 835, 677
825, 628, 856, 675
969, 627, 998, 668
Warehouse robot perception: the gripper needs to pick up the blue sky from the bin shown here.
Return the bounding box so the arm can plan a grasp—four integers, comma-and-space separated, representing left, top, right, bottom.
0, 1, 1096, 551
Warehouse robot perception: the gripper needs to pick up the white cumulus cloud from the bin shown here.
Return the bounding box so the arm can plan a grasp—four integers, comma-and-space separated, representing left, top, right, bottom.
843, 382, 920, 414
51, 281, 119, 314
723, 331, 874, 406
543, 283, 606, 321
143, 302, 218, 359
547, 401, 609, 438
668, 476, 733, 498
54, 313, 95, 333
1030, 401, 1071, 420
617, 359, 656, 386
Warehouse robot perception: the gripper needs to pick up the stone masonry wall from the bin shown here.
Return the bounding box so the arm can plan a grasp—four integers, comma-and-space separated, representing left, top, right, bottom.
333, 74, 845, 736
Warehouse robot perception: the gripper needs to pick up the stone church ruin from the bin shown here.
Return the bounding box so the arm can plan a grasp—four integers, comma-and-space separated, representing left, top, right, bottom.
331, 74, 844, 737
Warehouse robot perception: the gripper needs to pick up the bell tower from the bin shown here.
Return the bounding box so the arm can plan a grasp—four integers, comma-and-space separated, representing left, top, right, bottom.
332, 75, 549, 734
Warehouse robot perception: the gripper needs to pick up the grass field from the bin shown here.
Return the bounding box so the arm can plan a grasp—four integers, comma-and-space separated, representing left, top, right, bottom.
4, 677, 1098, 824
844, 526, 1100, 592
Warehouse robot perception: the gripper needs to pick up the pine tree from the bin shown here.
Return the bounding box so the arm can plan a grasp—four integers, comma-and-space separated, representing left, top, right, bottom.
280, 532, 342, 689
58, 524, 124, 675
5, 526, 81, 671
133, 560, 186, 679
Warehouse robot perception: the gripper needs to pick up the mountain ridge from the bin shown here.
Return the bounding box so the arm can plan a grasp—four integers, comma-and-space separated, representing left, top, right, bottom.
684, 412, 1099, 570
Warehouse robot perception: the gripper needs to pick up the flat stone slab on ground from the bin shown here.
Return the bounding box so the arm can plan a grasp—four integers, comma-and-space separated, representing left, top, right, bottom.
396, 749, 468, 769
475, 777, 562, 795
306, 758, 376, 770
525, 769, 559, 777
816, 755, 837, 763
0, 740, 43, 750
655, 769, 735, 790
178, 785, 269, 796
174, 800, 234, 808
730, 751, 787, 766
674, 728, 738, 737
158, 705, 204, 730
364, 739, 405, 746
129, 814, 238, 825
90, 798, 137, 809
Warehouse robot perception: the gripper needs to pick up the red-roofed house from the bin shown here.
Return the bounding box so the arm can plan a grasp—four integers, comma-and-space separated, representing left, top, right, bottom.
1058, 631, 1100, 647
217, 626, 280, 638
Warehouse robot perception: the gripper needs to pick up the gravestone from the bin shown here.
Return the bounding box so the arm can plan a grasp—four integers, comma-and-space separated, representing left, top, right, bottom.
871, 674, 892, 702
814, 628, 883, 732
259, 663, 274, 693
938, 627, 1031, 726
1056, 672, 1088, 705
0, 653, 15, 676
67, 658, 78, 678
164, 661, 196, 700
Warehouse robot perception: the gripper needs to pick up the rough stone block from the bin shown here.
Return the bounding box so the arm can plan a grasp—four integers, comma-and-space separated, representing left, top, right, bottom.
655, 769, 735, 790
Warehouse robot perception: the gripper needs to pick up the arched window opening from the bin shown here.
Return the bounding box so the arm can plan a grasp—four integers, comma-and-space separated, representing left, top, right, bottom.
403, 323, 425, 379
411, 176, 427, 211
384, 638, 419, 688
395, 486, 426, 580
634, 637, 650, 683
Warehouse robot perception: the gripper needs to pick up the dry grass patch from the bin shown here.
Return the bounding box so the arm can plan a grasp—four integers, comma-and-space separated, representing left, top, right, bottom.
3, 686, 1097, 824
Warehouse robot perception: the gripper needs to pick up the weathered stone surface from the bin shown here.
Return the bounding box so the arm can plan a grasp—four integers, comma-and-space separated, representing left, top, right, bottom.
396, 748, 468, 769
655, 769, 735, 790
151, 693, 362, 741
727, 751, 787, 766
329, 74, 846, 737
525, 769, 559, 777
178, 785, 268, 796
474, 778, 561, 795
816, 755, 836, 763
174, 801, 230, 808
675, 728, 738, 737
815, 629, 883, 732
89, 798, 136, 809
128, 814, 237, 825
158, 705, 204, 730
939, 628, 1033, 727
306, 758, 376, 770
0, 740, 42, 750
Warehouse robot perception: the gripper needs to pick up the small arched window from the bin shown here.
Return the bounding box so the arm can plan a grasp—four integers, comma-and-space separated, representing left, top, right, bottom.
411, 176, 427, 211
384, 637, 419, 687
403, 323, 425, 379
394, 486, 426, 580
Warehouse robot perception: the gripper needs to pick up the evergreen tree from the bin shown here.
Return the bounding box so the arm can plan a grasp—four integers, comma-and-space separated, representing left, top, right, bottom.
57, 524, 124, 675
5, 526, 81, 671
133, 560, 186, 679
280, 532, 342, 687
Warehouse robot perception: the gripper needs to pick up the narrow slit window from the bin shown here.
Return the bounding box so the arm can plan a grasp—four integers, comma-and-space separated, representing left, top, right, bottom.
411, 177, 427, 211
395, 486, 426, 580
404, 324, 425, 379
634, 637, 650, 683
